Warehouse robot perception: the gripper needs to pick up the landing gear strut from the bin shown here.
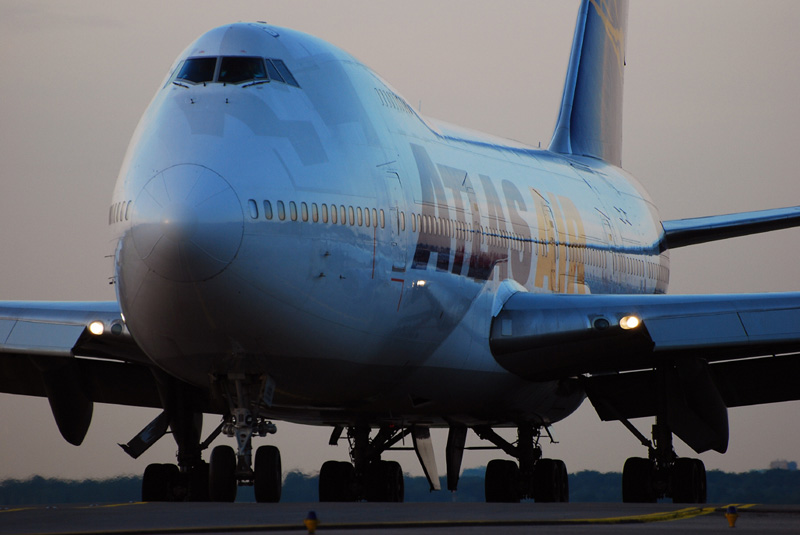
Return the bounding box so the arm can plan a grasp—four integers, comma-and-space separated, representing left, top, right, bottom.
319, 425, 409, 502
475, 424, 569, 503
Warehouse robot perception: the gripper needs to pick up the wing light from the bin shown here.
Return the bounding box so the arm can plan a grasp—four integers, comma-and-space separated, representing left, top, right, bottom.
88, 321, 105, 336
619, 315, 641, 330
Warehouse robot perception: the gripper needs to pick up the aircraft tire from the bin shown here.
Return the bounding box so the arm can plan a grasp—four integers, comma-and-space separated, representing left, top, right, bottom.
622, 457, 657, 503
532, 458, 569, 502
186, 462, 210, 502
254, 445, 282, 503
671, 458, 707, 503
365, 460, 404, 502
485, 459, 520, 502
208, 445, 237, 502
319, 461, 356, 502
142, 463, 178, 501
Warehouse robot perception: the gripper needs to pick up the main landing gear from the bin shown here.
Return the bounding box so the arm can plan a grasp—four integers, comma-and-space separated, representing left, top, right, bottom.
621, 420, 707, 503
133, 372, 283, 502
620, 364, 708, 503
319, 426, 408, 502
475, 424, 569, 503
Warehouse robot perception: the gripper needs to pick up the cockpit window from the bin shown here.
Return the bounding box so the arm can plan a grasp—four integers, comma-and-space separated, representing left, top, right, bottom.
218, 56, 268, 84
264, 60, 285, 84
176, 57, 217, 84
271, 59, 299, 87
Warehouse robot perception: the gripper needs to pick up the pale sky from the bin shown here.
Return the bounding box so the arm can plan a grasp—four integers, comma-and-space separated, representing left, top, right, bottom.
1, 1, 799, 482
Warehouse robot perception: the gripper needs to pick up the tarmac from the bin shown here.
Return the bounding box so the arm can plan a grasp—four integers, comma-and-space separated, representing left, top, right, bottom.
1, 502, 799, 534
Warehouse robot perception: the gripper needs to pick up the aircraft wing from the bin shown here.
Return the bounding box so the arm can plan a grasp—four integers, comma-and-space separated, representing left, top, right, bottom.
490, 291, 800, 453
0, 301, 162, 443
662, 206, 800, 248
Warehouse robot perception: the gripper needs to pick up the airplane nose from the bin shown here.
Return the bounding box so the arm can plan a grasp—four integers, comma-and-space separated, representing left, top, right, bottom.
131, 164, 244, 282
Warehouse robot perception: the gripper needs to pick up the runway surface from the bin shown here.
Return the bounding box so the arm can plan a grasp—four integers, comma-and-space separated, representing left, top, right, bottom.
1, 502, 798, 534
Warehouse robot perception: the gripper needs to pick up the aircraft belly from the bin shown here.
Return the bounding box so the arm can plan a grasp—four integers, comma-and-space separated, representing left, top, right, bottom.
263, 359, 585, 427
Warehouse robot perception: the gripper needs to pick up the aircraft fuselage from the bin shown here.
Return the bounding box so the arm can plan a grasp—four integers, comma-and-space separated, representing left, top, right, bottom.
110, 23, 666, 428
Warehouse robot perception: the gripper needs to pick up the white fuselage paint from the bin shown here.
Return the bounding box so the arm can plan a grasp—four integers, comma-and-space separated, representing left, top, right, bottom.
109, 23, 667, 428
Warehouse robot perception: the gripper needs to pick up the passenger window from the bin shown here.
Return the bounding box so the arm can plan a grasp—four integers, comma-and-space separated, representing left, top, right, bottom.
290, 201, 298, 221
312, 203, 319, 223
364, 207, 370, 227
348, 206, 355, 226
331, 205, 337, 224
322, 204, 329, 223
125, 201, 131, 221
301, 202, 309, 222
176, 57, 217, 84
372, 209, 378, 227
380, 209, 385, 228
277, 201, 285, 221
264, 200, 273, 220
248, 199, 259, 219
219, 56, 267, 84
400, 212, 405, 231
340, 206, 347, 225
357, 207, 363, 226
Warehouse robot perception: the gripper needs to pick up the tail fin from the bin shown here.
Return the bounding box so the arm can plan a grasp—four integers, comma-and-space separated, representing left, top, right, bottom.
549, 0, 628, 166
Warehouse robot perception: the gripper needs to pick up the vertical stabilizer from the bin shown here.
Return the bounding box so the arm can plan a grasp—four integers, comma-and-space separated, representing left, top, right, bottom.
549, 0, 628, 166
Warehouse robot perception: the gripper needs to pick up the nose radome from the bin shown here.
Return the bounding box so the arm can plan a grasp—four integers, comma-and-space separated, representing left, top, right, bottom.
131, 164, 244, 282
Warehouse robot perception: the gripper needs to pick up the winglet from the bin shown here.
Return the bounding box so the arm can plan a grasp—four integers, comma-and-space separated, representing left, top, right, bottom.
549, 0, 628, 166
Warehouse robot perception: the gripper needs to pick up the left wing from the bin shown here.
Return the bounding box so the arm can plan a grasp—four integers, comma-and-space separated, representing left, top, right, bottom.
490, 291, 800, 453
0, 301, 160, 444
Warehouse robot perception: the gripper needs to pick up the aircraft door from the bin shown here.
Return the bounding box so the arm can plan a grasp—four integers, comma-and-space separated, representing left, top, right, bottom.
385, 171, 408, 272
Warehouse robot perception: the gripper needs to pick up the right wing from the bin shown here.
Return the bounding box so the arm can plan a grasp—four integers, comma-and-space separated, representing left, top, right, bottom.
0, 301, 161, 444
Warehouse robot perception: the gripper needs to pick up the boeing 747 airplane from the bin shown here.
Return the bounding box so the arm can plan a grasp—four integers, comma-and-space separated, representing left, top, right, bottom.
2, 0, 800, 504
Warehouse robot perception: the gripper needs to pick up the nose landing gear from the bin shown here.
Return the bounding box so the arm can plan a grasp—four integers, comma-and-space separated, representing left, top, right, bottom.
207, 373, 281, 502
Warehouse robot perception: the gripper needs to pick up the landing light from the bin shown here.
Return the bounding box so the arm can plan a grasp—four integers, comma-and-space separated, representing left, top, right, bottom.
88, 321, 104, 336
619, 315, 641, 330
415, 280, 427, 288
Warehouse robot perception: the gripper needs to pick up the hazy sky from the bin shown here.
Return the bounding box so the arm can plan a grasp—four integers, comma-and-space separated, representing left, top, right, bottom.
1, 1, 799, 482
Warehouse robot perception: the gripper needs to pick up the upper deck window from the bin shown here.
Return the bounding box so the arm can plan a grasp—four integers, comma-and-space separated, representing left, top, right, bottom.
219, 56, 268, 84
176, 57, 217, 83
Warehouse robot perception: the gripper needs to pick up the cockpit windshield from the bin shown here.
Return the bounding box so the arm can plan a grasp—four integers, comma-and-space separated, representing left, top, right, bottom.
176, 57, 216, 84
173, 56, 300, 87
219, 57, 267, 84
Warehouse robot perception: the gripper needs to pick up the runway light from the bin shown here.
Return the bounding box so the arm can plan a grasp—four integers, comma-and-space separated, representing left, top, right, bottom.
88, 321, 105, 336
619, 315, 641, 330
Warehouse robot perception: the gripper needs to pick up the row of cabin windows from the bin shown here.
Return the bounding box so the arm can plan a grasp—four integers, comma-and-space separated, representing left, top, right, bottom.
248, 199, 386, 229
613, 254, 668, 282
246, 199, 667, 281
